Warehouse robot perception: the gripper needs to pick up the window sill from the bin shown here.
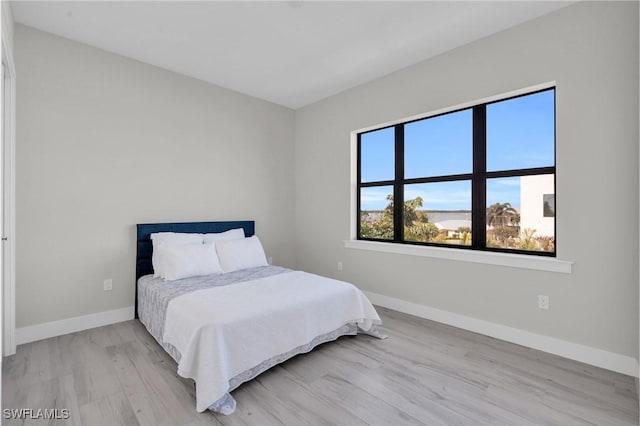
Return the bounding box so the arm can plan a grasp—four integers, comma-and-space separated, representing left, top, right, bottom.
344, 240, 573, 273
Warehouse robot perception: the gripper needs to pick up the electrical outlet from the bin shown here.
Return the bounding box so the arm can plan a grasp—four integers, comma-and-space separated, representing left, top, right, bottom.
337, 261, 343, 271
103, 279, 113, 291
267, 257, 273, 265
538, 295, 549, 310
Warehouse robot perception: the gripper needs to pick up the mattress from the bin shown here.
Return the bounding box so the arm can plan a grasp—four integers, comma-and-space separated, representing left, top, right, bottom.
137, 265, 384, 414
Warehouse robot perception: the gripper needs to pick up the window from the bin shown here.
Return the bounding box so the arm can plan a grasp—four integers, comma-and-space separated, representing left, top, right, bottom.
357, 88, 555, 256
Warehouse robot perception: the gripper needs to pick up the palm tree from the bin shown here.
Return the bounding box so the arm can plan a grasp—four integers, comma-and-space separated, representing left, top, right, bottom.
486, 202, 518, 228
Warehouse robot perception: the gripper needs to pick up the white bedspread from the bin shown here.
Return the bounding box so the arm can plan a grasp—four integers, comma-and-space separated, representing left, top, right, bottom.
162, 270, 381, 412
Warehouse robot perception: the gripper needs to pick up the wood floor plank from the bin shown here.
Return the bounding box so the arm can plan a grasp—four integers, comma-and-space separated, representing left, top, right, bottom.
247, 365, 367, 426
220, 377, 304, 426
3, 308, 638, 425
107, 340, 220, 426
68, 338, 123, 407
78, 391, 140, 426
313, 353, 483, 425
17, 375, 83, 426
309, 373, 426, 426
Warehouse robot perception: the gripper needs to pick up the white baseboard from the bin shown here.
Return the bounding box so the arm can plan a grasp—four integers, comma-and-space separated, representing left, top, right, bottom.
366, 291, 639, 378
16, 306, 135, 345
13, 296, 638, 378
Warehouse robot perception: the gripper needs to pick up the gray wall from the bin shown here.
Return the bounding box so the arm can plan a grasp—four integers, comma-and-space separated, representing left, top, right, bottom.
15, 25, 296, 327
294, 2, 639, 357
13, 2, 640, 361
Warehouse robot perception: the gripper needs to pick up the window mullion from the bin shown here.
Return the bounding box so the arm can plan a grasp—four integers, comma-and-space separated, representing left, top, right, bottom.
472, 106, 487, 249
356, 133, 362, 239
393, 125, 404, 243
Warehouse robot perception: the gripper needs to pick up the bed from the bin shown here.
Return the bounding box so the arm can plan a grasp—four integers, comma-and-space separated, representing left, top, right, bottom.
135, 220, 384, 415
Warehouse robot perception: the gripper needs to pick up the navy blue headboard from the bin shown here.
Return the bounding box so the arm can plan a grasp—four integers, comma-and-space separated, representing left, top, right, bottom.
135, 220, 255, 318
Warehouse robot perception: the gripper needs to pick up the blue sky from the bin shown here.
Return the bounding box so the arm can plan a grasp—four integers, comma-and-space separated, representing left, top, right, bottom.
360, 90, 554, 211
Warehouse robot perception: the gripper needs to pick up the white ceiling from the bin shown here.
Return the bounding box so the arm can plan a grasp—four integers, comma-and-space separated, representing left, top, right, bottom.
11, 1, 573, 109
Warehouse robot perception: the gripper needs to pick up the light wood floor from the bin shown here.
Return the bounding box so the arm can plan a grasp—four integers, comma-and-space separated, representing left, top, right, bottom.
3, 307, 638, 426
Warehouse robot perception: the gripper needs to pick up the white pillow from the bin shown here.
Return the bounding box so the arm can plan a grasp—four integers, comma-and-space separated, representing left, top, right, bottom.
203, 228, 245, 244
216, 236, 268, 273
155, 243, 222, 281
150, 232, 204, 277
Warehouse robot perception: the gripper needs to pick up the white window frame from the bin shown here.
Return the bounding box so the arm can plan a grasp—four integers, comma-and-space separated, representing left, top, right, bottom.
346, 82, 573, 274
